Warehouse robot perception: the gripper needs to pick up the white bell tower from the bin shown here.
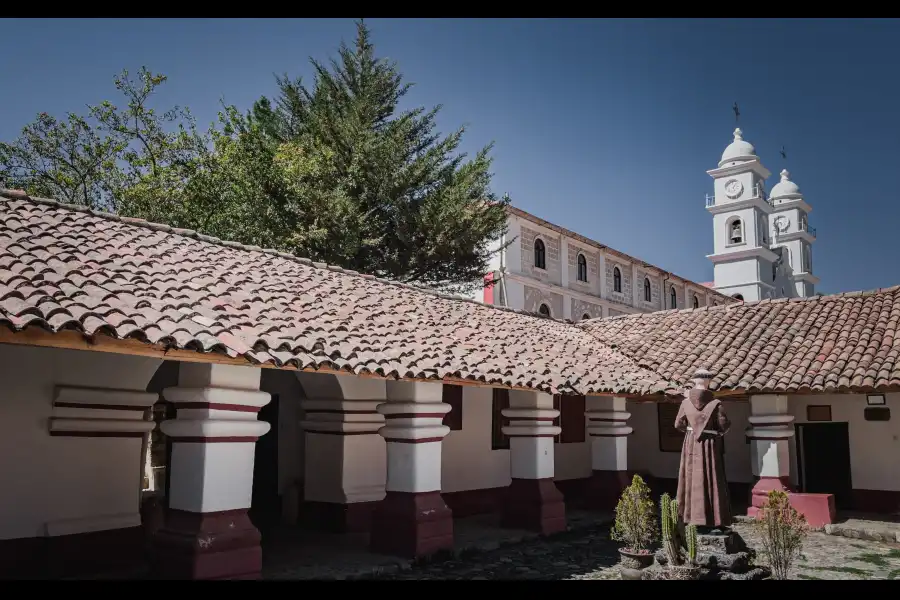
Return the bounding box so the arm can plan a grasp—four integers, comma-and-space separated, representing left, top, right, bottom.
706, 128, 779, 302
768, 169, 819, 297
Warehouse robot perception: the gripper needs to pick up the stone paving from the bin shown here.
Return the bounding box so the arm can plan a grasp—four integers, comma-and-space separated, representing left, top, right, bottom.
263, 512, 900, 580
733, 522, 900, 580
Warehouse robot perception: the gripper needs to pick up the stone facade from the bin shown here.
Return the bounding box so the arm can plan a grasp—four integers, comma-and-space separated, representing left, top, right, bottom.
604, 259, 631, 306
567, 243, 599, 294
520, 225, 561, 286
524, 285, 564, 318
571, 299, 602, 321
635, 270, 662, 311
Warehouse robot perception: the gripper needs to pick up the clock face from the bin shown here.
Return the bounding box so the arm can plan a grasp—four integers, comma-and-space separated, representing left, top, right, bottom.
774, 216, 789, 233
724, 179, 743, 198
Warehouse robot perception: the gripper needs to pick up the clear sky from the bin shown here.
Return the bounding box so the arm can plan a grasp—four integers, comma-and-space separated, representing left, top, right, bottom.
2, 18, 898, 294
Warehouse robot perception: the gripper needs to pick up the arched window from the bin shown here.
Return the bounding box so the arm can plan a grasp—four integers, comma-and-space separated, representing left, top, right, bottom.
538, 303, 551, 317
733, 293, 744, 301
692, 295, 699, 309
577, 253, 588, 282
670, 287, 677, 309
643, 278, 651, 302
582, 313, 591, 321
534, 239, 546, 270
729, 219, 743, 244
613, 267, 622, 293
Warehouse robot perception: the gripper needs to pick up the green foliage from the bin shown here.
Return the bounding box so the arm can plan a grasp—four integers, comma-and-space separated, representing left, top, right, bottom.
0, 21, 508, 294
660, 493, 685, 566
754, 489, 809, 580
0, 68, 210, 214
610, 474, 658, 553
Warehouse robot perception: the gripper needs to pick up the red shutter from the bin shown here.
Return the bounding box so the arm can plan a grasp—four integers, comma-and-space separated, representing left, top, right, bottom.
492, 388, 510, 450
442, 384, 463, 431
560, 395, 586, 444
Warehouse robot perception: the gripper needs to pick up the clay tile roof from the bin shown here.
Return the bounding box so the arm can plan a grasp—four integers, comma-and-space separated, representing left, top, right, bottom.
580, 290, 900, 394
0, 189, 675, 396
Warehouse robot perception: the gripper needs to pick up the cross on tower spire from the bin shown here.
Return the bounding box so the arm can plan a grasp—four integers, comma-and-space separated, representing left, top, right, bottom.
732, 102, 740, 123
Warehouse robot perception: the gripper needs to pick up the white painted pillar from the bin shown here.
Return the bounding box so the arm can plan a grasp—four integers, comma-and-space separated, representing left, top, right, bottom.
598, 253, 607, 299
747, 394, 794, 513
154, 363, 271, 580
298, 373, 386, 532
585, 396, 633, 509
370, 380, 453, 558
501, 390, 566, 534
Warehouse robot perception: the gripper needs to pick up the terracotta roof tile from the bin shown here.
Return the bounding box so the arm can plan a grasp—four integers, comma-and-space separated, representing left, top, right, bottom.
581, 290, 900, 394
0, 190, 674, 396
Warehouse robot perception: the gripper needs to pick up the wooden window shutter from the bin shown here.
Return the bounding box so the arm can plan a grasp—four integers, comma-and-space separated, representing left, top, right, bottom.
559, 394, 586, 444
442, 384, 463, 431
491, 388, 510, 450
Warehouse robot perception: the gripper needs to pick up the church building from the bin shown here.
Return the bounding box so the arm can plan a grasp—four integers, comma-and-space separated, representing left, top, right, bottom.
480, 127, 819, 313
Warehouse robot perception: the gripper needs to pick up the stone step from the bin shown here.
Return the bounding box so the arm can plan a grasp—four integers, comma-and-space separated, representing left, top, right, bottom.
824, 523, 900, 544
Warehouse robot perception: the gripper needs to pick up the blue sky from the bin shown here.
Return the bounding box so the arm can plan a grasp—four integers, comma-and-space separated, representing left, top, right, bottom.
1, 18, 898, 294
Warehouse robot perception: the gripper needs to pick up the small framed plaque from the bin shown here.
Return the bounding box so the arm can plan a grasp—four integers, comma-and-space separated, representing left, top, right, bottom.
806, 405, 832, 422
867, 394, 886, 406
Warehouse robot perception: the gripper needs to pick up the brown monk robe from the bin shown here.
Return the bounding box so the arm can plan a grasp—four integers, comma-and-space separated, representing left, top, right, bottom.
674, 372, 731, 528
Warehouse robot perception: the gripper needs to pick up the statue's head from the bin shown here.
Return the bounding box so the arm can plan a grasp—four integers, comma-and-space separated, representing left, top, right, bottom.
691, 368, 714, 390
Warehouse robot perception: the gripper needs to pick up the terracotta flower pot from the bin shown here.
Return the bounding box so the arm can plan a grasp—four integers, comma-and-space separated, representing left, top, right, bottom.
618, 548, 655, 580
666, 564, 702, 580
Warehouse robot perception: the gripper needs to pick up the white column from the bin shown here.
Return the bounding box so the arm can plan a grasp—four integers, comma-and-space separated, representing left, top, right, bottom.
371, 380, 453, 557
298, 373, 386, 532
598, 253, 607, 299
585, 396, 633, 509
154, 363, 271, 580
501, 390, 566, 534
747, 394, 794, 513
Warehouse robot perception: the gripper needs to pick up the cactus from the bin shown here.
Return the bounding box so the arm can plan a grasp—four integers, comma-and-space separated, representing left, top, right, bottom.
659, 493, 684, 566
686, 524, 698, 564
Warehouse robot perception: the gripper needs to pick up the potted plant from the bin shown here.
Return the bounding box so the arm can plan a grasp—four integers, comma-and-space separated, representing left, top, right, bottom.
610, 474, 658, 580
754, 489, 808, 580
660, 493, 701, 580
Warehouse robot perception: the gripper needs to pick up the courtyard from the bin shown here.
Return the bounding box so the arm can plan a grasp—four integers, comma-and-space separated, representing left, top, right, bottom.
263, 515, 900, 581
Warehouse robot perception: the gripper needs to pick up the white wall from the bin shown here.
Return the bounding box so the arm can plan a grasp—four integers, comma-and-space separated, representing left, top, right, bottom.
441, 387, 591, 491
627, 400, 753, 484
788, 393, 900, 492
441, 387, 510, 492
259, 369, 305, 495
0, 345, 161, 540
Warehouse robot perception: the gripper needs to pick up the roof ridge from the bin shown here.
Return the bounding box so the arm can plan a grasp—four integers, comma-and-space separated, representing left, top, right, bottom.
0, 188, 582, 327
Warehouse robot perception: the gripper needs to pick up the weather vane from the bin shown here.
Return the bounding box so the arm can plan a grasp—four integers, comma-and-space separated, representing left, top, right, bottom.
732, 102, 740, 124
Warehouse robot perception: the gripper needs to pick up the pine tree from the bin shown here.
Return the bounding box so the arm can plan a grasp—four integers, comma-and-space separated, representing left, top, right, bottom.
246, 20, 509, 292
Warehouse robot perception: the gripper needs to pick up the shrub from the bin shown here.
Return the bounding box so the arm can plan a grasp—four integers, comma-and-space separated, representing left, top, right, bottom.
611, 474, 658, 553
755, 489, 809, 580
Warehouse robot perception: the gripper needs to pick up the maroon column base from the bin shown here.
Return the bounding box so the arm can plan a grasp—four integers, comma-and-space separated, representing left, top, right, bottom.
0, 526, 145, 579
502, 478, 566, 535
370, 491, 454, 558
151, 508, 262, 580
586, 470, 634, 511
746, 477, 835, 528
748, 476, 793, 511
301, 500, 378, 533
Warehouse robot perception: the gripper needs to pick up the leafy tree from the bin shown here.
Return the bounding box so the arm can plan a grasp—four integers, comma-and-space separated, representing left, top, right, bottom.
237, 19, 510, 291
0, 21, 509, 294
0, 68, 210, 214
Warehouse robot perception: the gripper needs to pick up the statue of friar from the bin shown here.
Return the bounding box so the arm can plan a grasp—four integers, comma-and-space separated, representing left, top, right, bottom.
674, 368, 731, 530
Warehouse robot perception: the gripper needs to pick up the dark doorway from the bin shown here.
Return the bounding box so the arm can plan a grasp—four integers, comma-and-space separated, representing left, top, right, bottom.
796, 422, 853, 510
251, 394, 281, 535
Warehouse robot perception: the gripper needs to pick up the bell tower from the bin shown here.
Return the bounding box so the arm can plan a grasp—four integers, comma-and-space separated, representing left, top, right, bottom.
706, 128, 779, 302
768, 169, 819, 297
